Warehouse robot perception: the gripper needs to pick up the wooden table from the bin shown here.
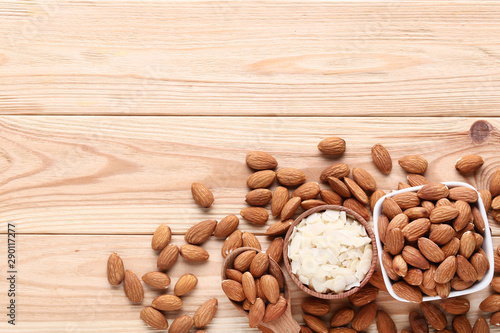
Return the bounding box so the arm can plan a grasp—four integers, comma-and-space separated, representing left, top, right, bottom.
1, 1, 500, 332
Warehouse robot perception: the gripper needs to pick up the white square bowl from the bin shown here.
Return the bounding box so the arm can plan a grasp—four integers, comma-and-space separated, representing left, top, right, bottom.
373, 181, 494, 302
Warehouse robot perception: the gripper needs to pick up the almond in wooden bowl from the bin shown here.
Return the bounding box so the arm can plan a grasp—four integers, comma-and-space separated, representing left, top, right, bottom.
373, 181, 494, 303
283, 205, 378, 300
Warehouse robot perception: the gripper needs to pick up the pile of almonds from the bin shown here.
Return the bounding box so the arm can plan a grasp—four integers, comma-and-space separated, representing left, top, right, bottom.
379, 182, 489, 302
222, 251, 287, 328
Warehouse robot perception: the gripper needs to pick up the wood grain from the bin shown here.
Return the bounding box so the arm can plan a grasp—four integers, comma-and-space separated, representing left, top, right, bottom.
0, 234, 498, 332
0, 116, 500, 235
1, 1, 500, 115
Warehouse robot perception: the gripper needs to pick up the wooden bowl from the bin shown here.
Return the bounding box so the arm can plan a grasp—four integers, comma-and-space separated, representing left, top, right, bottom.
283, 205, 378, 299
221, 247, 301, 333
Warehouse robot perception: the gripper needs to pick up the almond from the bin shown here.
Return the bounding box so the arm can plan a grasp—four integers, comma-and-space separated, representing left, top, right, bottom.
369, 270, 388, 291
493, 195, 500, 210
344, 177, 369, 204
451, 276, 474, 291
402, 218, 431, 241
490, 168, 500, 196
370, 190, 386, 211
454, 200, 472, 232
422, 264, 437, 289
408, 174, 431, 186
376, 310, 397, 333
399, 182, 412, 189
302, 315, 328, 333
429, 224, 455, 245
151, 224, 172, 251
409, 310, 428, 333
266, 237, 284, 264
436, 198, 453, 207
157, 244, 179, 271
142, 271, 171, 289
107, 252, 125, 286
403, 268, 423, 286
193, 298, 218, 328
472, 317, 489, 333
491, 312, 500, 327
378, 214, 389, 244
371, 144, 392, 174
260, 274, 280, 304
352, 167, 377, 192
441, 297, 470, 315
456, 155, 484, 174
180, 244, 210, 262
185, 219, 217, 244
393, 256, 409, 278
247, 170, 276, 189
404, 207, 430, 220
387, 213, 409, 233
214, 215, 239, 238
417, 183, 449, 201
320, 163, 350, 182
266, 220, 292, 237
169, 315, 193, 333
246, 151, 278, 170
221, 279, 246, 302
352, 302, 378, 331
449, 187, 479, 203
382, 197, 403, 219
402, 246, 430, 270
470, 252, 489, 281
479, 189, 492, 211
430, 206, 459, 223
442, 237, 460, 257
456, 254, 477, 283
491, 276, 500, 293
241, 207, 269, 225
301, 199, 328, 210
386, 228, 405, 255
418, 237, 445, 263
246, 189, 272, 206
330, 307, 355, 327
276, 167, 306, 186
263, 296, 287, 323
234, 250, 257, 272
348, 285, 379, 306
174, 273, 198, 296
191, 182, 214, 208
399, 155, 428, 174
221, 230, 242, 258
382, 250, 400, 281
393, 192, 420, 210
459, 231, 476, 258
152, 294, 183, 311
343, 198, 371, 221
242, 271, 257, 304
327, 177, 351, 198
140, 306, 168, 330
293, 182, 320, 200
226, 269, 243, 283
242, 232, 261, 251
301, 298, 330, 316
320, 189, 343, 206
392, 281, 423, 303
420, 301, 447, 330
123, 270, 144, 303
434, 256, 457, 284
270, 186, 289, 218
255, 278, 267, 302
317, 137, 346, 155
249, 298, 265, 327
480, 295, 500, 312
453, 315, 472, 333
250, 252, 270, 278
280, 197, 301, 221
421, 200, 435, 212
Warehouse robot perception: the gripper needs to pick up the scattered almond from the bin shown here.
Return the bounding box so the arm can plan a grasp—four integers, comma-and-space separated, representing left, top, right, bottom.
174, 273, 198, 296
263, 296, 287, 323
302, 314, 328, 333
247, 170, 276, 189
142, 271, 171, 289
266, 237, 284, 264
399, 155, 428, 174
276, 167, 306, 186
455, 155, 484, 174
214, 215, 239, 238
193, 298, 218, 328
179, 244, 209, 262
169, 315, 193, 333
248, 298, 265, 327
246, 189, 272, 206
352, 302, 378, 331
441, 297, 470, 315
140, 306, 168, 330
420, 301, 447, 330
185, 219, 217, 244
191, 182, 214, 208
152, 294, 183, 311
157, 244, 179, 271
246, 151, 278, 170
271, 186, 289, 218
301, 298, 330, 317
371, 144, 392, 174
352, 167, 377, 192
123, 270, 144, 303
221, 230, 243, 258
330, 307, 355, 327
241, 207, 269, 225
293, 182, 320, 200
320, 163, 350, 182
281, 197, 301, 221
376, 309, 397, 333
107, 252, 125, 286
221, 279, 246, 302
317, 137, 346, 156
242, 232, 262, 251
151, 224, 172, 251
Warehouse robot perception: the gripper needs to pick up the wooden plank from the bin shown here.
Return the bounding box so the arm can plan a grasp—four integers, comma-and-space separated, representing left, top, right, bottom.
1, 116, 500, 235
0, 234, 498, 332
1, 1, 500, 116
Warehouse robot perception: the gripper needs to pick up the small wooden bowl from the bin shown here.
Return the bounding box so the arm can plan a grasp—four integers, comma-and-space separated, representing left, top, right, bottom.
283, 205, 378, 299
221, 247, 301, 333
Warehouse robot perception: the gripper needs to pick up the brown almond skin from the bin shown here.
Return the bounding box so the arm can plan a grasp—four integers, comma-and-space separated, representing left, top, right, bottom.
266, 237, 284, 264
470, 252, 489, 281
157, 244, 179, 271
353, 167, 377, 192
242, 232, 261, 251
386, 228, 405, 256
226, 269, 243, 283
266, 220, 292, 237
320, 189, 343, 206
246, 189, 272, 206
247, 170, 276, 189
370, 190, 386, 211
402, 218, 430, 242
174, 273, 198, 296
213, 215, 239, 238
418, 237, 445, 263
191, 182, 214, 208
348, 285, 379, 306
221, 230, 242, 258
490, 312, 500, 327
420, 302, 447, 330
393, 192, 421, 210
246, 151, 278, 170
409, 310, 428, 333
344, 177, 369, 204
248, 298, 265, 328
169, 315, 194, 333
234, 250, 257, 272
328, 177, 351, 198
472, 317, 489, 333
398, 155, 428, 174
376, 310, 397, 333
152, 294, 183, 311
480, 295, 500, 312
140, 306, 168, 330
142, 271, 171, 289
382, 197, 403, 219
403, 268, 423, 286
402, 246, 430, 270
107, 252, 124, 286
434, 256, 457, 284
124, 270, 144, 303
369, 270, 388, 291
408, 174, 430, 186
320, 163, 350, 182
449, 187, 479, 203
221, 279, 245, 302
241, 207, 269, 225
271, 186, 289, 218
491, 276, 500, 293
193, 298, 218, 328
479, 189, 492, 211
185, 219, 217, 245
250, 252, 270, 278
378, 214, 389, 244
330, 307, 355, 327
280, 197, 301, 221
441, 297, 470, 315
417, 183, 450, 201
317, 137, 346, 155
293, 182, 321, 200
302, 314, 328, 333
151, 224, 172, 251
352, 302, 378, 331
453, 315, 472, 333
276, 167, 306, 186
260, 274, 280, 304
456, 254, 478, 284
263, 296, 287, 323
301, 298, 330, 317
179, 244, 210, 262
242, 271, 257, 304
455, 154, 484, 174
392, 281, 423, 303
371, 144, 392, 174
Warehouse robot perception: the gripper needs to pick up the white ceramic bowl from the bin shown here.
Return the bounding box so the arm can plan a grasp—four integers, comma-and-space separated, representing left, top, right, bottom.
373, 181, 494, 302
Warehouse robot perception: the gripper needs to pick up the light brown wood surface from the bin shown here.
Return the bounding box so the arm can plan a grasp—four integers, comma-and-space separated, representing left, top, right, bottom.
1, 1, 500, 332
